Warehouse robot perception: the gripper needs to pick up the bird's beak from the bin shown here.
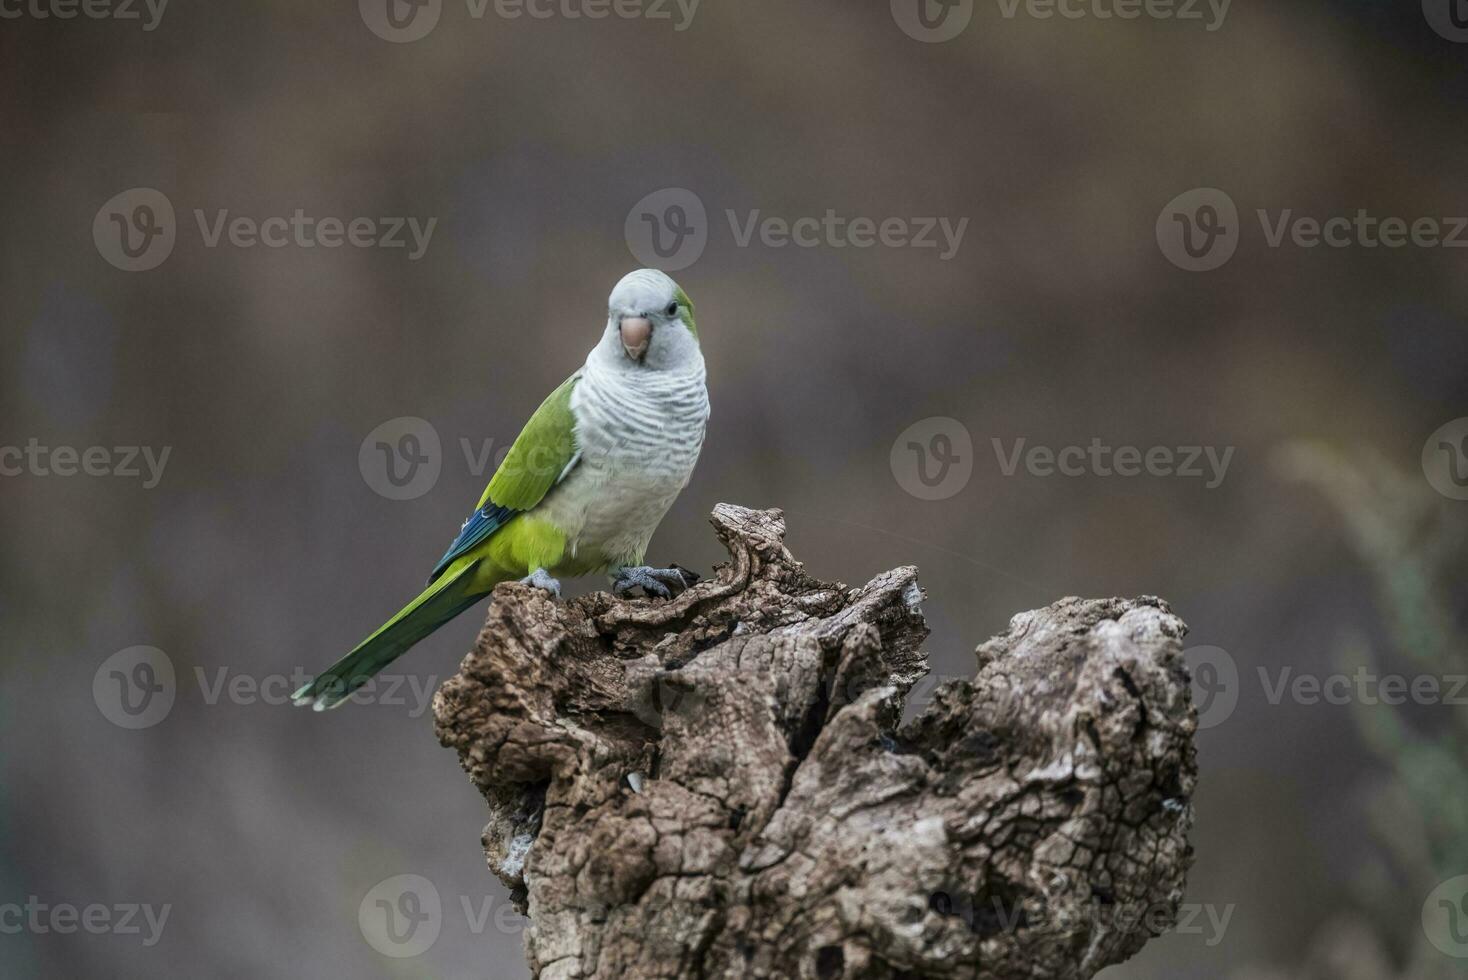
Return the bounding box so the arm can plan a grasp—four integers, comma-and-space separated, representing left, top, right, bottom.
619, 316, 652, 363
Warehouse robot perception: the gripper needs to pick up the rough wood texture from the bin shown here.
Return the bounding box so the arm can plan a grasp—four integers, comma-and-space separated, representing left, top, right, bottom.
434, 504, 1197, 980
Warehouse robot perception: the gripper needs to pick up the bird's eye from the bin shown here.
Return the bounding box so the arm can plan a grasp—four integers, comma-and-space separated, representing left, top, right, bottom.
665, 302, 679, 316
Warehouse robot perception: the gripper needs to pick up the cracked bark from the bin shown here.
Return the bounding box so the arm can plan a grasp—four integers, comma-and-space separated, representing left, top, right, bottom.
433, 504, 1198, 980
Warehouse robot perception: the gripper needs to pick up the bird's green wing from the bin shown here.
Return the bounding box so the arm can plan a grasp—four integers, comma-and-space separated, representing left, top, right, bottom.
476, 372, 581, 511
427, 373, 581, 583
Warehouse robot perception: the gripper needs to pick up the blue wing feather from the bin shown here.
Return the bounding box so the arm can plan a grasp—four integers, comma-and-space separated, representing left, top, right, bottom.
427, 503, 517, 584
426, 373, 581, 585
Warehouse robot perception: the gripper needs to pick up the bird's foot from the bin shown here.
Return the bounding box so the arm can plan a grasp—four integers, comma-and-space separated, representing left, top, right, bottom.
612, 564, 699, 600
519, 568, 562, 598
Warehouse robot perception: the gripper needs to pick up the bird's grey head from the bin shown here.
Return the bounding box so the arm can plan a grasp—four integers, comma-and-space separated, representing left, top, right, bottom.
600, 269, 700, 372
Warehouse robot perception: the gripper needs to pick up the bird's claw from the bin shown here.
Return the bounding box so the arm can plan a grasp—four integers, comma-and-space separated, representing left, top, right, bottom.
519, 568, 562, 598
612, 565, 699, 600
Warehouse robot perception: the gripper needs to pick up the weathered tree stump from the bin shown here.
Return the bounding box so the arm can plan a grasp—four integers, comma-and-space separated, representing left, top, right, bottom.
434, 504, 1197, 979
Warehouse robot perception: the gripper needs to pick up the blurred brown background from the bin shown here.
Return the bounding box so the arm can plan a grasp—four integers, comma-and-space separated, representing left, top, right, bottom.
2, 1, 1467, 976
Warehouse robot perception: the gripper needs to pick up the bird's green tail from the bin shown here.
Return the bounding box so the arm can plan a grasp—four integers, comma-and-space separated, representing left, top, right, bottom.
293, 559, 487, 711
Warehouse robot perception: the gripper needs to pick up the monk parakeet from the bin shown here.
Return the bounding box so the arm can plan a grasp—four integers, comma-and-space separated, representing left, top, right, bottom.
293, 269, 709, 710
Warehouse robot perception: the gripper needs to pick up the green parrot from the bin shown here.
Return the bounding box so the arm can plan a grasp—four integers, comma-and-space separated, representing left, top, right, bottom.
293, 269, 709, 711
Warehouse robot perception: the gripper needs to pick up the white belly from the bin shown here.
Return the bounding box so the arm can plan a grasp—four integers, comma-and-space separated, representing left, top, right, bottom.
535, 358, 708, 570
